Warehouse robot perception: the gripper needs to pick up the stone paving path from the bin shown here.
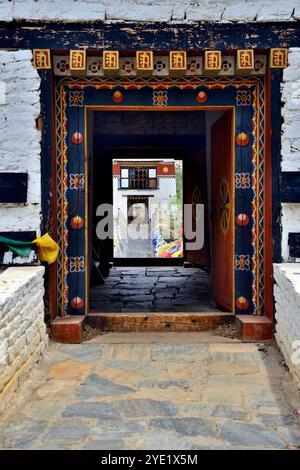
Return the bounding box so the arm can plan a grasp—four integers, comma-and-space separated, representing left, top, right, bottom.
0, 332, 299, 450
126, 237, 153, 258
90, 266, 215, 313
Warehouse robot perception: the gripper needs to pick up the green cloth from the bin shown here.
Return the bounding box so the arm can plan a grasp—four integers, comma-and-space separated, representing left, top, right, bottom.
0, 235, 33, 257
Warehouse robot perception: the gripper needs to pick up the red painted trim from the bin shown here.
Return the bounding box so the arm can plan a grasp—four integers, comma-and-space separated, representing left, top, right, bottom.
49, 76, 58, 321
264, 71, 274, 320
112, 162, 121, 175
86, 105, 234, 112
156, 163, 176, 176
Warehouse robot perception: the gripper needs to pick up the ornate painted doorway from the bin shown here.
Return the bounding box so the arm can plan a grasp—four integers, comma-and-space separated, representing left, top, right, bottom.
54, 75, 267, 318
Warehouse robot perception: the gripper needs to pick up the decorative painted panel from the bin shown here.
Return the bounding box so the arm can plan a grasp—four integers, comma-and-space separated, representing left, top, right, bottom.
119, 57, 137, 77
252, 55, 267, 75
86, 57, 104, 77
53, 56, 71, 76
219, 56, 235, 76
185, 56, 203, 76
153, 56, 169, 77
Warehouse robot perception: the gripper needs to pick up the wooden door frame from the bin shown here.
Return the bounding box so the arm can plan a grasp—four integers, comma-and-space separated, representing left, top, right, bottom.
49, 75, 271, 319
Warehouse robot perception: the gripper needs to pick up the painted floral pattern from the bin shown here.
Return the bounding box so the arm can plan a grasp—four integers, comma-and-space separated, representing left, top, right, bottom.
235, 172, 251, 189
70, 256, 85, 272
236, 90, 251, 106
235, 254, 251, 271
153, 90, 168, 107
69, 90, 84, 107
70, 173, 85, 190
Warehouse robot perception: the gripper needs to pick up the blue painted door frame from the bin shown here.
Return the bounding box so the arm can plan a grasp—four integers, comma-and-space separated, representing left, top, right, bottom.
45, 75, 270, 318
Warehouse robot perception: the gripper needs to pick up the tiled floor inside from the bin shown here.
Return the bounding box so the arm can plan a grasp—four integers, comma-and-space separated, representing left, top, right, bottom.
89, 266, 216, 313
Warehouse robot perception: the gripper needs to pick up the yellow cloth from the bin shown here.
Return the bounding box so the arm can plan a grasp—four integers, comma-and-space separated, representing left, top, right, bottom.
33, 233, 59, 265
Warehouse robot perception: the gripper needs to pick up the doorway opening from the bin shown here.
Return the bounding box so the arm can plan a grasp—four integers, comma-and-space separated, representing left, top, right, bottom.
88, 109, 233, 314
113, 158, 183, 259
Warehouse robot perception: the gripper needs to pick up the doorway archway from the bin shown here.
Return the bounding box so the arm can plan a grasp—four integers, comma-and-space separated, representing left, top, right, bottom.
53, 75, 268, 319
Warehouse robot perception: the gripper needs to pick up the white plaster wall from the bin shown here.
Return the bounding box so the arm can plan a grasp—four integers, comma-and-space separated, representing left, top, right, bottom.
281, 203, 300, 261
282, 48, 300, 172
274, 264, 300, 387
0, 266, 47, 414
0, 0, 299, 23
281, 48, 300, 261
0, 50, 41, 233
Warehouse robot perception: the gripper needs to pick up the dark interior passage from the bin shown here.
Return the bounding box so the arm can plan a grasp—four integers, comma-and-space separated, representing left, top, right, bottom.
90, 110, 209, 266
89, 109, 229, 314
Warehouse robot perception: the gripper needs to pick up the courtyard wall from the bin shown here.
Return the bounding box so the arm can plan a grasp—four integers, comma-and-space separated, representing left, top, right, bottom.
0, 50, 41, 238
274, 264, 300, 387
0, 266, 48, 414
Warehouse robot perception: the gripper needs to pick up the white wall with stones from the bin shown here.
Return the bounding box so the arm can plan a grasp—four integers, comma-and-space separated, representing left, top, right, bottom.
0, 0, 300, 23
277, 49, 300, 389
0, 266, 47, 414
274, 264, 300, 387
0, 50, 41, 234
281, 48, 300, 261
0, 51, 45, 409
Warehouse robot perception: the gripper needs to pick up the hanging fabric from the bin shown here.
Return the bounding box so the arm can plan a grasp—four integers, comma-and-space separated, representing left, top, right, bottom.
0, 235, 32, 257
32, 233, 59, 264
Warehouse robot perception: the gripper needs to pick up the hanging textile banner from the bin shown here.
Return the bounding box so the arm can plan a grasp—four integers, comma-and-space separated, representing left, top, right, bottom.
0, 233, 59, 264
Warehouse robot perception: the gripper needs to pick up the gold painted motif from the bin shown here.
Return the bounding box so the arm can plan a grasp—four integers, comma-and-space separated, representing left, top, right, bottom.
237, 50, 254, 70
169, 51, 187, 70
205, 51, 222, 71
70, 50, 86, 71
219, 178, 230, 235
192, 186, 202, 223
33, 49, 51, 69
103, 51, 119, 70
270, 48, 288, 68
136, 51, 153, 70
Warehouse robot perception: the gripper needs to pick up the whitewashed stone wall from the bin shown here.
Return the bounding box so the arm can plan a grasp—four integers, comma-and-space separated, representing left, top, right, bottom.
274, 264, 300, 387
0, 50, 41, 234
0, 266, 47, 413
281, 47, 300, 261
0, 0, 299, 23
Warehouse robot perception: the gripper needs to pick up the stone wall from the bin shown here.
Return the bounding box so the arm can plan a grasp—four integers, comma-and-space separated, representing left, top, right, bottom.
0, 50, 41, 234
281, 47, 300, 261
0, 266, 48, 413
274, 264, 300, 387
0, 0, 299, 23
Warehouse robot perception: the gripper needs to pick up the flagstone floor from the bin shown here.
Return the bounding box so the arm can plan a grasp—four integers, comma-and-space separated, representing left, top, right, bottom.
89, 266, 215, 313
0, 332, 299, 450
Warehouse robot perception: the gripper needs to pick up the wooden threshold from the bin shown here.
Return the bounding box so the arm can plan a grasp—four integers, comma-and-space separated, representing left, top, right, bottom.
87, 311, 234, 332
